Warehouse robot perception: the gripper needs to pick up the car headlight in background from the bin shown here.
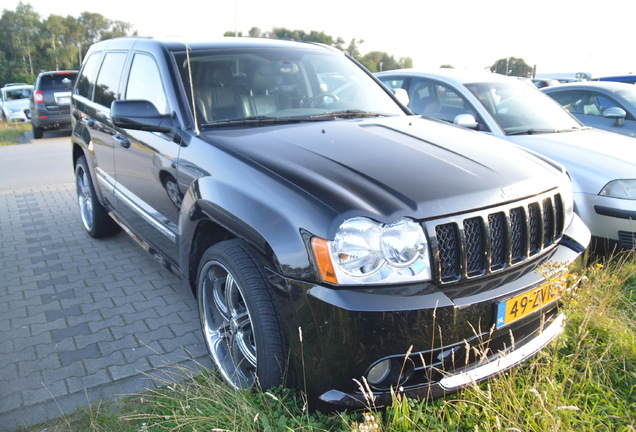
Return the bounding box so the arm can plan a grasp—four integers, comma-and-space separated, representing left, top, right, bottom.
559, 174, 576, 227
599, 179, 636, 200
311, 217, 432, 285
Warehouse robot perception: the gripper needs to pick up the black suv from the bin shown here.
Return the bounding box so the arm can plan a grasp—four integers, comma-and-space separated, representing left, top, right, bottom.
30, 70, 78, 138
71, 37, 590, 407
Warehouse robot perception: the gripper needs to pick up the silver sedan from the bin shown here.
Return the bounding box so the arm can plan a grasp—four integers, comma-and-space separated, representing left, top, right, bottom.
542, 81, 636, 138
377, 69, 636, 250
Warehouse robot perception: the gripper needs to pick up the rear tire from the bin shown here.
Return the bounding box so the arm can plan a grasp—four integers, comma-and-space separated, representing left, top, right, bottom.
197, 239, 288, 391
32, 123, 43, 139
75, 155, 120, 238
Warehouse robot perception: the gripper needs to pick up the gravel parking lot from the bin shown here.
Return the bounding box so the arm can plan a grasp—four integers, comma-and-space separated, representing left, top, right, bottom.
0, 133, 210, 431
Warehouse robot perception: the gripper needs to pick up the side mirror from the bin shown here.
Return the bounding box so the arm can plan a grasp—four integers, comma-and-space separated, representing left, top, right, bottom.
393, 88, 410, 107
454, 113, 479, 130
111, 99, 173, 133
603, 106, 626, 126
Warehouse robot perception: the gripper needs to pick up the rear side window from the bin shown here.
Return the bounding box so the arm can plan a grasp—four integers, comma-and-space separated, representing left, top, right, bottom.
94, 52, 127, 108
76, 53, 101, 99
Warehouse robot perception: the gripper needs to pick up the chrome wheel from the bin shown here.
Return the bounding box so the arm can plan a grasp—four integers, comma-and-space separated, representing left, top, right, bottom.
199, 260, 257, 389
76, 164, 94, 231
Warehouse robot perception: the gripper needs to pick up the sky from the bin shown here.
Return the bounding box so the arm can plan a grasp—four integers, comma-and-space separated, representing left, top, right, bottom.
4, 0, 634, 78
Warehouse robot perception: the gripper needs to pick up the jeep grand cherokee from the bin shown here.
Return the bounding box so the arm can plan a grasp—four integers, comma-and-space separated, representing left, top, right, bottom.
71, 36, 590, 407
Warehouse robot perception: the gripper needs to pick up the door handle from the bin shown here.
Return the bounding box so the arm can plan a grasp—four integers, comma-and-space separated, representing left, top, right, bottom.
114, 134, 131, 149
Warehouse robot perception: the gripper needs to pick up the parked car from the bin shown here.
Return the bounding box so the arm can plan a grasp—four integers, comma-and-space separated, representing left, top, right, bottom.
541, 81, 636, 138
72, 37, 589, 408
377, 69, 636, 251
30, 70, 78, 138
0, 83, 33, 123
532, 78, 561, 88
598, 75, 636, 84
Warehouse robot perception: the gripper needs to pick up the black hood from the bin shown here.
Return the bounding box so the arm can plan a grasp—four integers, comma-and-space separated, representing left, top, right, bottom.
201, 116, 564, 222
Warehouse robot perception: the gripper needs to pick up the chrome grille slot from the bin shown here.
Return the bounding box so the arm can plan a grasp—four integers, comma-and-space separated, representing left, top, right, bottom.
435, 223, 460, 282
463, 217, 485, 277
428, 192, 566, 285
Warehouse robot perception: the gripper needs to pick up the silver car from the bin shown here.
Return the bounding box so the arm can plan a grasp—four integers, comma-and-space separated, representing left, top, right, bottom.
0, 84, 33, 123
542, 81, 636, 138
377, 69, 636, 250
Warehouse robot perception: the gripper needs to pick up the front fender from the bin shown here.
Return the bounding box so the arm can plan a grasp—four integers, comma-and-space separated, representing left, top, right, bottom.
178, 173, 340, 282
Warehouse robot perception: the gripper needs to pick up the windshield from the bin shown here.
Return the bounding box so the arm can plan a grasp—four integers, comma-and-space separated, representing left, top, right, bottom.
2, 87, 33, 102
616, 86, 636, 109
174, 47, 404, 126
465, 80, 582, 134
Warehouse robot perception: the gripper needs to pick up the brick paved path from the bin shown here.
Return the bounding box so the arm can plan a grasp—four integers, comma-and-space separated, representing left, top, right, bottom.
0, 157, 210, 430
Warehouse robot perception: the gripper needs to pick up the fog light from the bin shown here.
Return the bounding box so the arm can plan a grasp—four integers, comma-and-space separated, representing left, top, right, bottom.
367, 359, 391, 385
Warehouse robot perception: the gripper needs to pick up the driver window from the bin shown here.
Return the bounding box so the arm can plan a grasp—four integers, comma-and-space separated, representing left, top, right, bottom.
125, 53, 169, 115
409, 79, 483, 126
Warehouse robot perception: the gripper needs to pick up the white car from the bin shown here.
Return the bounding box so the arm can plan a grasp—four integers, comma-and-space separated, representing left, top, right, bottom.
0, 84, 33, 123
377, 69, 636, 250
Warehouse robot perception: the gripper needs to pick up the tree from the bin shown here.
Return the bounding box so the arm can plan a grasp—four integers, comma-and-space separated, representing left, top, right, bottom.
490, 57, 533, 78
0, 4, 133, 84
360, 51, 412, 73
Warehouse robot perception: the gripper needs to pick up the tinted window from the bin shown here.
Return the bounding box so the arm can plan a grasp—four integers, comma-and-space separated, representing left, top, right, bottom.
39, 73, 77, 91
76, 53, 101, 99
125, 53, 168, 115
94, 52, 127, 108
550, 90, 622, 117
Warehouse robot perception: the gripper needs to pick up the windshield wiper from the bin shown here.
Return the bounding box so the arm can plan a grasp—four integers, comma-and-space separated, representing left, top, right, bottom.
507, 128, 561, 136
555, 126, 591, 132
201, 116, 304, 128
309, 110, 385, 119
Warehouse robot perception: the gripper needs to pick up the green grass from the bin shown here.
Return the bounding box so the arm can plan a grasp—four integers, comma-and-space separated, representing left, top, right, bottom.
17, 252, 636, 432
0, 122, 29, 145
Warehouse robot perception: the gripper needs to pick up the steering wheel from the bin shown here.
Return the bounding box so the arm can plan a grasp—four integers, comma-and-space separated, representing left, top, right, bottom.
302, 93, 340, 108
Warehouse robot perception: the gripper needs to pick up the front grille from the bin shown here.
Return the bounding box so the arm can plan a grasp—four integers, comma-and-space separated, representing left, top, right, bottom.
428, 191, 566, 284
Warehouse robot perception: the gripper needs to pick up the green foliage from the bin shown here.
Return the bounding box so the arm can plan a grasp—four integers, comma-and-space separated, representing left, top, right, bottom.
0, 2, 133, 85
490, 56, 534, 78
225, 26, 413, 72
0, 122, 28, 145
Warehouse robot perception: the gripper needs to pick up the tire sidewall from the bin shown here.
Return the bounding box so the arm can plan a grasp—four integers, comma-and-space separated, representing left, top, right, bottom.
196, 239, 288, 390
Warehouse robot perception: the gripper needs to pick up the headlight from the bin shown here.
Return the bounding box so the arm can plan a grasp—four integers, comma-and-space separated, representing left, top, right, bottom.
599, 179, 636, 200
560, 175, 575, 226
311, 217, 432, 285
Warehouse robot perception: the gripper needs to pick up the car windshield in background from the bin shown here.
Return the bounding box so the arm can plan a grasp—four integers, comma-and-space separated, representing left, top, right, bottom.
2, 87, 32, 101
616, 86, 636, 108
465, 80, 582, 135
173, 48, 404, 126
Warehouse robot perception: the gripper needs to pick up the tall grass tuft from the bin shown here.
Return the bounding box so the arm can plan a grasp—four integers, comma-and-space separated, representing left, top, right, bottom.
0, 122, 29, 145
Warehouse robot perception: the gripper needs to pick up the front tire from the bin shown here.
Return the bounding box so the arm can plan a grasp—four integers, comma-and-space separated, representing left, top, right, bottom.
197, 239, 288, 390
75, 155, 120, 238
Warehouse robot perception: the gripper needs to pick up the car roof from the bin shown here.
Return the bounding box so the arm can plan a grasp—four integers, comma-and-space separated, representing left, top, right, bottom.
1, 84, 33, 92
540, 81, 635, 92
36, 70, 79, 77
376, 68, 517, 86
86, 36, 341, 55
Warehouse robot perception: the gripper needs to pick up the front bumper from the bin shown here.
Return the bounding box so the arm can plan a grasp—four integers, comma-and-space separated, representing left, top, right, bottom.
6, 110, 30, 123
575, 192, 636, 249
274, 215, 589, 408
320, 313, 565, 407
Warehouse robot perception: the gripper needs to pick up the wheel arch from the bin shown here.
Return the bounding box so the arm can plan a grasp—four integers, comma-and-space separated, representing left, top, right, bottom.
179, 175, 330, 292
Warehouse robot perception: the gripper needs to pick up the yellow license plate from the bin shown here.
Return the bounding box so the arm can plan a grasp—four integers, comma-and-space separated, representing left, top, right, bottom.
495, 279, 561, 328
